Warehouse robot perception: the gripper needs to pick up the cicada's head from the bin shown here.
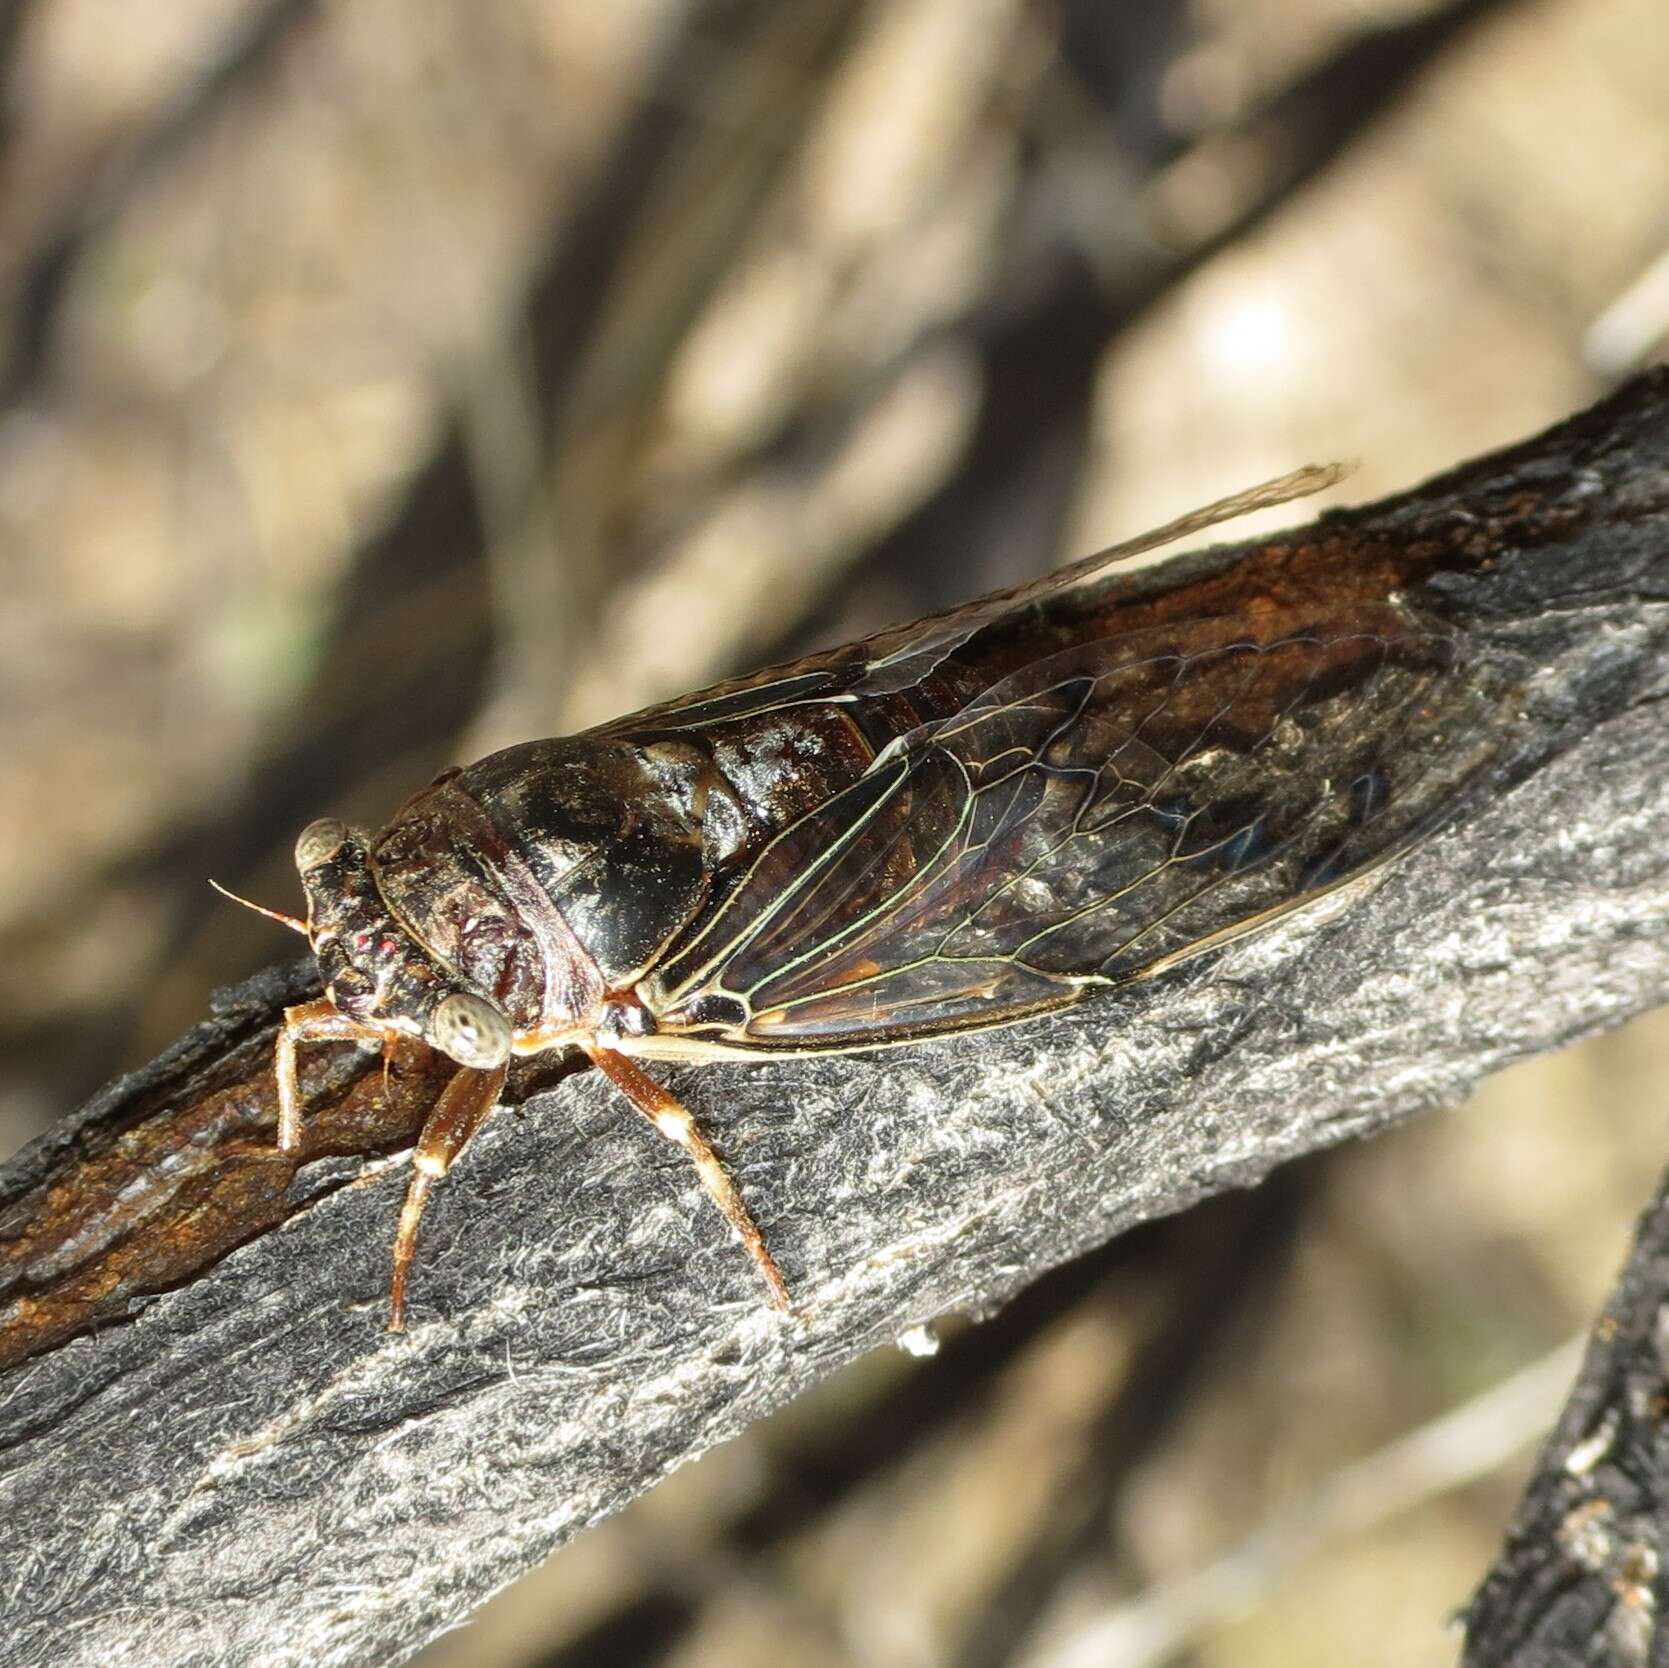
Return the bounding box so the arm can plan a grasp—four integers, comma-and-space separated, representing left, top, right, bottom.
293, 817, 513, 1071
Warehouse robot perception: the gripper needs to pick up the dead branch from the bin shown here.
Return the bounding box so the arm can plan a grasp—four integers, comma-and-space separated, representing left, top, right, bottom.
3, 373, 1669, 1668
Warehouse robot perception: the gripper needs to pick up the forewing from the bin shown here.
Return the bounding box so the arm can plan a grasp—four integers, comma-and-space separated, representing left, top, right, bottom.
643, 605, 1501, 1050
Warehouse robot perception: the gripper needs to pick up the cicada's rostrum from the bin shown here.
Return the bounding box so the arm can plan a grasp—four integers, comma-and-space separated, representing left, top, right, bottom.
227, 466, 1505, 1327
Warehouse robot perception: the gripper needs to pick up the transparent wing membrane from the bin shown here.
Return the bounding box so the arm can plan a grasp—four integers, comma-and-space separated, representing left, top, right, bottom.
646, 606, 1498, 1050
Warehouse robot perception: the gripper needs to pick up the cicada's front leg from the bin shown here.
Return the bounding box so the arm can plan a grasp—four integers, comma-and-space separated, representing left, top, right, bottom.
585, 1043, 790, 1311
275, 997, 390, 1152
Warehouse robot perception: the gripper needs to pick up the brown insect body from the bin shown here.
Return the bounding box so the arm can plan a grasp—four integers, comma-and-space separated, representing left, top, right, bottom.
266, 467, 1505, 1327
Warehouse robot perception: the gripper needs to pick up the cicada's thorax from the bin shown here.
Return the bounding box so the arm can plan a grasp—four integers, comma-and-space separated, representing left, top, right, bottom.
364, 739, 721, 1047
370, 682, 981, 1049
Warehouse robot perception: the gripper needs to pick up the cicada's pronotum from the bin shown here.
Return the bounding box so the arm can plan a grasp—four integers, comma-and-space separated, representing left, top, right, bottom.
223, 466, 1504, 1328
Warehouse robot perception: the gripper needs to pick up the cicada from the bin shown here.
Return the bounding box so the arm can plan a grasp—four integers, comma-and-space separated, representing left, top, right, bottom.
223, 466, 1500, 1328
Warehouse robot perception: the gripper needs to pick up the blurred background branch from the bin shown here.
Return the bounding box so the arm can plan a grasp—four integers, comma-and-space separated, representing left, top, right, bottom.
1461, 1160, 1669, 1667
2, 1, 1668, 1664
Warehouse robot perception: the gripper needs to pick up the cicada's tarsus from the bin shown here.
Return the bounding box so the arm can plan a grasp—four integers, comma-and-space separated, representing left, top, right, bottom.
223, 465, 1502, 1328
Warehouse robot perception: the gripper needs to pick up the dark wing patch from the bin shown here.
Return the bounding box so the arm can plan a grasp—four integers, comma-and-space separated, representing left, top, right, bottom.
642, 606, 1500, 1050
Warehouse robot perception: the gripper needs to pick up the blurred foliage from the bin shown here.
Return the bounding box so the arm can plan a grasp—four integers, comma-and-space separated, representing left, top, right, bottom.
1, 0, 1667, 1664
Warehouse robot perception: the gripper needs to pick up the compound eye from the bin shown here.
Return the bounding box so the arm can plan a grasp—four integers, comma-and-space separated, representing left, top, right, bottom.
431, 992, 512, 1069
295, 818, 350, 873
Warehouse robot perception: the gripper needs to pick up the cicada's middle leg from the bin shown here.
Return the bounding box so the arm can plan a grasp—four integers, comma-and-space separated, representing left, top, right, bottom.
275, 997, 390, 1151
388, 1061, 508, 1331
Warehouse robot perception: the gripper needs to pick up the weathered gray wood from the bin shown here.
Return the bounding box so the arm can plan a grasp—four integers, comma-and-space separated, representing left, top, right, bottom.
3, 373, 1669, 1668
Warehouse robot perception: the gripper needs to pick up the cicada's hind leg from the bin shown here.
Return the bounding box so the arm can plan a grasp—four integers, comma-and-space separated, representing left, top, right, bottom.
388, 1061, 507, 1331
275, 998, 389, 1152
586, 1044, 790, 1312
